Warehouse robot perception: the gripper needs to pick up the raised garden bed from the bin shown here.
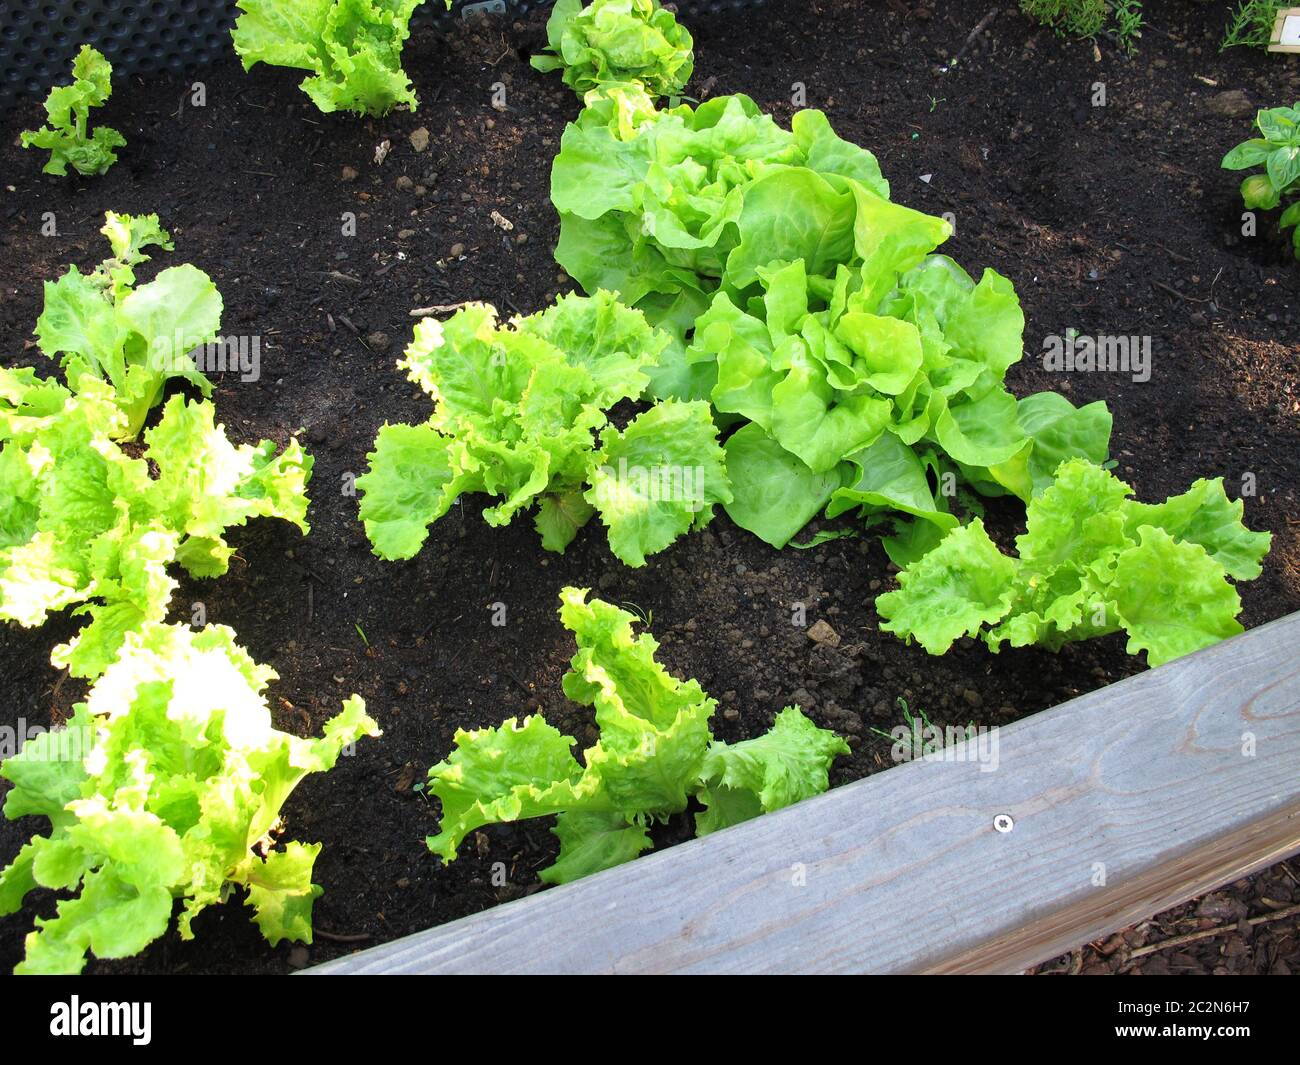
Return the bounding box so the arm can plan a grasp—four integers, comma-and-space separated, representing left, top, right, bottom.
1, 0, 1298, 976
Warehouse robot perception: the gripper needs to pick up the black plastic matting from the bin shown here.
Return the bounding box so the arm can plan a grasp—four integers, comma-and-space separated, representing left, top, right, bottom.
1, 0, 765, 106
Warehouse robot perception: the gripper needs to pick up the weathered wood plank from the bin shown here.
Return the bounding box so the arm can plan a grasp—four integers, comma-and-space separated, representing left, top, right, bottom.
307, 612, 1300, 975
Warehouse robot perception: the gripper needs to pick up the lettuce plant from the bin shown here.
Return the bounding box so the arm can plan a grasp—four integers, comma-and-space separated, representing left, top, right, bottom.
427, 588, 849, 884
231, 0, 450, 116
20, 45, 126, 177
35, 211, 219, 440
0, 622, 379, 975
551, 87, 892, 381
0, 369, 312, 679
553, 92, 1110, 550
532, 0, 694, 99
1222, 103, 1300, 258
356, 293, 731, 567
876, 459, 1271, 667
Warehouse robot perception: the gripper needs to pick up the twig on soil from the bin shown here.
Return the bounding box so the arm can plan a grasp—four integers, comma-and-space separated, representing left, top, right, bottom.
313, 929, 373, 944
1151, 241, 1193, 265
950, 7, 1001, 68
318, 270, 365, 286
1152, 279, 1207, 304
1126, 902, 1300, 961
410, 302, 469, 316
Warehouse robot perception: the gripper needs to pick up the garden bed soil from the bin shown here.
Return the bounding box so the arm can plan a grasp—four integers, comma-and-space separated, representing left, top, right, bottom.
1, 0, 1297, 976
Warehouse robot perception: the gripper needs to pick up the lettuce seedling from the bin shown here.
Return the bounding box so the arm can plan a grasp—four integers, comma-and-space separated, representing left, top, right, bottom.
20, 45, 126, 177
1222, 102, 1300, 257
876, 459, 1271, 667
231, 0, 450, 116
426, 588, 849, 884
35, 211, 220, 439
0, 622, 379, 975
0, 369, 312, 679
532, 0, 694, 99
356, 293, 731, 567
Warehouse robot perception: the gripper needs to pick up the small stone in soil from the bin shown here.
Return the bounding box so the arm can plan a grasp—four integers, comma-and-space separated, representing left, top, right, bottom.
807, 619, 840, 647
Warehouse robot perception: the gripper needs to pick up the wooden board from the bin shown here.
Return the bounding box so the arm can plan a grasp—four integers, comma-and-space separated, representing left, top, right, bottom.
1270, 9, 1300, 53
307, 612, 1300, 975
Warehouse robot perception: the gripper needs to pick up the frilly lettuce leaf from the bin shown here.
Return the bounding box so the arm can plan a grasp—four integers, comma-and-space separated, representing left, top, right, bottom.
35, 212, 217, 439
695, 706, 850, 836
585, 400, 732, 567
427, 589, 848, 885
358, 294, 728, 566
532, 0, 694, 99
231, 0, 446, 116
877, 458, 1271, 666
0, 623, 379, 974
0, 373, 313, 679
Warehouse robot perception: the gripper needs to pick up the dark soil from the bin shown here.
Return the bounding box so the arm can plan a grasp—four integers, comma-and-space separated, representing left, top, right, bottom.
1, 0, 1297, 975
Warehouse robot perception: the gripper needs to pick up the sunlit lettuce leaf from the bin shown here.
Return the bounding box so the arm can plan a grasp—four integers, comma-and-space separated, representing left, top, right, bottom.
360, 297, 723, 565
877, 459, 1269, 666
34, 212, 218, 439
1, 623, 378, 974
876, 519, 1018, 654
0, 376, 313, 679
1110, 528, 1246, 667
585, 400, 732, 566
355, 422, 456, 559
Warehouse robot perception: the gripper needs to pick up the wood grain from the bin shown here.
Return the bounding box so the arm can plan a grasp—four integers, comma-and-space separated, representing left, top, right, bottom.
307, 612, 1300, 975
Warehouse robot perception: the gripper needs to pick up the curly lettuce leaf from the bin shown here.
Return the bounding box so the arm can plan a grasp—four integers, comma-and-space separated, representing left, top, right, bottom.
0, 377, 314, 680
585, 400, 732, 567
427, 589, 847, 886
878, 459, 1270, 666
695, 706, 850, 836
1, 624, 379, 974
232, 0, 444, 116
359, 296, 723, 565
